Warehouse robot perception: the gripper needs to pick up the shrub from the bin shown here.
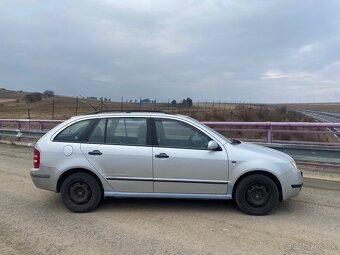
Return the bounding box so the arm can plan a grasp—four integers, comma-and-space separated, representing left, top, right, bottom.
43, 90, 55, 98
24, 93, 42, 103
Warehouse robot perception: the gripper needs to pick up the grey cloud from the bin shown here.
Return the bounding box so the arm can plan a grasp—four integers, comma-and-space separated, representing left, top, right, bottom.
0, 0, 339, 103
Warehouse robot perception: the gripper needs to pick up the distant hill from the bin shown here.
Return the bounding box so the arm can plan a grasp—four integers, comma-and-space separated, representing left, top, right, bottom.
0, 88, 29, 100
0, 88, 124, 119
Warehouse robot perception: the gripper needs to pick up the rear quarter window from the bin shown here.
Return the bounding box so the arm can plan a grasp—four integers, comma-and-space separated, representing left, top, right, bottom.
54, 119, 93, 142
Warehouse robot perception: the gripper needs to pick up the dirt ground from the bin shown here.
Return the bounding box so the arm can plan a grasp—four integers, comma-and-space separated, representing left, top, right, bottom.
0, 144, 339, 255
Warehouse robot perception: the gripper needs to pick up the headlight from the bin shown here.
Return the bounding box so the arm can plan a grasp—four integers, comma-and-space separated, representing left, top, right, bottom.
290, 159, 297, 169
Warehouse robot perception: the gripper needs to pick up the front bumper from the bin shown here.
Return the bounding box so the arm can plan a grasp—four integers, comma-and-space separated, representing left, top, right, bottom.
281, 169, 303, 200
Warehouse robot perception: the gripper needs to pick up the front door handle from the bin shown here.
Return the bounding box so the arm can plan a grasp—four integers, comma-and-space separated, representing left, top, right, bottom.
155, 153, 169, 158
88, 150, 102, 156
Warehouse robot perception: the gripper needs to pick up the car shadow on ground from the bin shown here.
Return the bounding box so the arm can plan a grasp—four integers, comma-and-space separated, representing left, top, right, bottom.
99, 197, 239, 214
43, 193, 301, 216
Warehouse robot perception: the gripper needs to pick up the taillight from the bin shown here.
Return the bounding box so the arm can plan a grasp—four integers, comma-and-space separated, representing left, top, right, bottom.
33, 149, 40, 168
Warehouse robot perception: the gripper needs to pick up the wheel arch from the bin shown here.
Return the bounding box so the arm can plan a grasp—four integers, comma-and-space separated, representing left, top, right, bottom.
232, 170, 283, 201
56, 168, 104, 195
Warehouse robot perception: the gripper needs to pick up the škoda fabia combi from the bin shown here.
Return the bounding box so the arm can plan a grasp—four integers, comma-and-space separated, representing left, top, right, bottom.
31, 111, 303, 215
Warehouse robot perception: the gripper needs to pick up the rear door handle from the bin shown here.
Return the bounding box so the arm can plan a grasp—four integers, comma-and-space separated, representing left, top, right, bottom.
155, 153, 169, 158
88, 150, 102, 156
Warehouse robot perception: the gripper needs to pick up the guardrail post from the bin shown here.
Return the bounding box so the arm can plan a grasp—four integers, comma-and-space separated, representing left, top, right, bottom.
16, 121, 21, 130
39, 122, 44, 131
267, 122, 273, 143
16, 121, 21, 141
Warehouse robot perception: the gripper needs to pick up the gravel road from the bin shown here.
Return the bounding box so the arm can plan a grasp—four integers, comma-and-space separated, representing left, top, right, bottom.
0, 144, 339, 255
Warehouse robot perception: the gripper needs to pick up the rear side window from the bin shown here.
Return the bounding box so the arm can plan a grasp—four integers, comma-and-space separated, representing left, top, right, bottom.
54, 119, 92, 142
88, 119, 106, 143
106, 118, 147, 145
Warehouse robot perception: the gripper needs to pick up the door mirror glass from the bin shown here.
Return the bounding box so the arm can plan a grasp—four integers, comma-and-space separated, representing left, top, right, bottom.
207, 140, 219, 151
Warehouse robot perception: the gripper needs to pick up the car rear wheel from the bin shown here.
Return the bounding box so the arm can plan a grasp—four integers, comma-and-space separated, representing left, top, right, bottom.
61, 173, 102, 213
235, 174, 279, 215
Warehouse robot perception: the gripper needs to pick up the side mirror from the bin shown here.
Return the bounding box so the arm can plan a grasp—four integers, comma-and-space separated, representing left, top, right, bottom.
208, 140, 219, 151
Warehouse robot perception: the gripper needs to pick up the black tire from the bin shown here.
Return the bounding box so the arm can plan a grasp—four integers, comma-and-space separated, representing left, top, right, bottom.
235, 174, 279, 215
60, 172, 102, 213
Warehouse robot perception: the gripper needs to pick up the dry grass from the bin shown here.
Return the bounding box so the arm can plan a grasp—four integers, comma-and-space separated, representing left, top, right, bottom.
0, 89, 336, 143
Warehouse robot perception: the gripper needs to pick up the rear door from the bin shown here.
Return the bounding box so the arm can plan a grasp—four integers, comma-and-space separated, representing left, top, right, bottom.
81, 117, 153, 193
152, 118, 229, 194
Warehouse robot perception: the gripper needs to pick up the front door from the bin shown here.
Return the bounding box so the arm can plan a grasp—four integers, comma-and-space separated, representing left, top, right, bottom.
152, 118, 229, 194
81, 117, 153, 193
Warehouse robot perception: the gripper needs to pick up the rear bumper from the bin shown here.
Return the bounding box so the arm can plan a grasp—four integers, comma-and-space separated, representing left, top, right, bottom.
30, 167, 58, 192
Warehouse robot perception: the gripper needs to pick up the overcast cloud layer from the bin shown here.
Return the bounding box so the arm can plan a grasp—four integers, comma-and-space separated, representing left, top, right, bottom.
0, 0, 340, 103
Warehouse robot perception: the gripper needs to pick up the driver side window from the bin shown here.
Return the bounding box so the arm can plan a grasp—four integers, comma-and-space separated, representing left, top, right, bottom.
154, 119, 210, 149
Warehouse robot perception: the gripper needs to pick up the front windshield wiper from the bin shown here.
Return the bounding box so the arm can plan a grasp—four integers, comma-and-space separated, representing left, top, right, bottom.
231, 138, 241, 145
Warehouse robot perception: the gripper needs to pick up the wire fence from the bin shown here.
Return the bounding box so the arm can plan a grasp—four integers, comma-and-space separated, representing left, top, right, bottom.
0, 96, 270, 120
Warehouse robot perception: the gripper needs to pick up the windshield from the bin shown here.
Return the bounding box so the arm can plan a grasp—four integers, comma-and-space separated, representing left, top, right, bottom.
185, 116, 232, 143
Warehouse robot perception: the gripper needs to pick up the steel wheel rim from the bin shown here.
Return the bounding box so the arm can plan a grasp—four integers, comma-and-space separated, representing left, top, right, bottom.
69, 182, 92, 205
246, 184, 270, 208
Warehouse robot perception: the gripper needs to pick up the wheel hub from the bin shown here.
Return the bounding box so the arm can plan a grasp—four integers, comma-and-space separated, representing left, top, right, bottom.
69, 182, 92, 205
246, 184, 269, 208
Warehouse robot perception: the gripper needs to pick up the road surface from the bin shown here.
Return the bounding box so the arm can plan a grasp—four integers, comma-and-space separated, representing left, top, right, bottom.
0, 144, 339, 255
300, 110, 340, 138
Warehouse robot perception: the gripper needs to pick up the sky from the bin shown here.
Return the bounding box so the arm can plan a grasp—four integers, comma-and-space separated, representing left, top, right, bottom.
0, 0, 340, 103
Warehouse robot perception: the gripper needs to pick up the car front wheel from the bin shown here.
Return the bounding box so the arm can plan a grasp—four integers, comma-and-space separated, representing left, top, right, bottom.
60, 172, 102, 213
235, 174, 279, 215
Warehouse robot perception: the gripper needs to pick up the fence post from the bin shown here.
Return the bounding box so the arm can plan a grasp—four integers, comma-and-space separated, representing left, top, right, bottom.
75, 97, 79, 115
120, 96, 123, 111
267, 122, 273, 143
52, 100, 55, 120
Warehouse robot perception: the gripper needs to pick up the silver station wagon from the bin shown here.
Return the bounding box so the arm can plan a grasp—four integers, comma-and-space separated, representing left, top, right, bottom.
30, 111, 303, 215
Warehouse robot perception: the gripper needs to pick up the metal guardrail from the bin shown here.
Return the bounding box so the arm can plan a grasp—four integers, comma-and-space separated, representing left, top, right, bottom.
203, 121, 340, 146
0, 119, 63, 131
0, 119, 339, 168
1, 119, 340, 145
